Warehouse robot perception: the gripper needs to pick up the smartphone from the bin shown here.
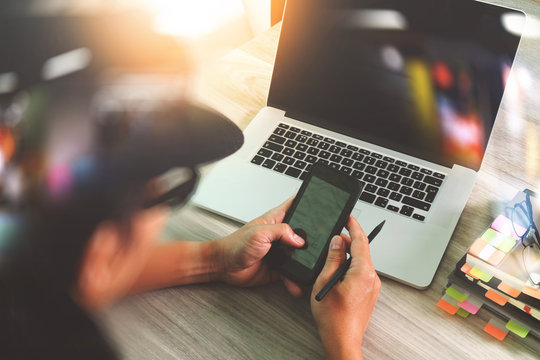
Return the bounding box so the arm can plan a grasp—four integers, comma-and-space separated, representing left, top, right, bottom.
267, 163, 363, 285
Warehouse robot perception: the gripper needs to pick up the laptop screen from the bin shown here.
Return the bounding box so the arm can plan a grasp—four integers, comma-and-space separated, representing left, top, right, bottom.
268, 0, 523, 171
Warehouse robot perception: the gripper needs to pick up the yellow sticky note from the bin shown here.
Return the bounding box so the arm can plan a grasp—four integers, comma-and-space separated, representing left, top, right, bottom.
506, 320, 529, 338
470, 267, 493, 283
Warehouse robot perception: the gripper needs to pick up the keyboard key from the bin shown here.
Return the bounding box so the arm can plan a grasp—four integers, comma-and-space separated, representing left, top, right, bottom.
433, 172, 446, 179
273, 127, 286, 136
312, 134, 323, 140
251, 155, 264, 165
389, 173, 401, 182
377, 188, 390, 197
401, 178, 414, 186
375, 197, 388, 208
300, 171, 308, 180
387, 205, 399, 212
420, 168, 432, 175
375, 160, 388, 169
352, 170, 364, 179
278, 123, 289, 129
290, 126, 301, 133
341, 167, 352, 175
359, 149, 371, 155
264, 141, 283, 152
352, 153, 364, 161
399, 186, 413, 195
305, 164, 312, 172
285, 167, 302, 178
363, 174, 376, 183
296, 144, 308, 152
353, 162, 365, 171
296, 135, 309, 143
424, 176, 443, 187
376, 169, 389, 179
262, 159, 276, 169
317, 142, 330, 150
407, 164, 420, 171
336, 141, 347, 147
387, 164, 400, 173
365, 165, 377, 174
425, 186, 439, 203
283, 156, 295, 165
307, 147, 319, 155
412, 190, 425, 200
390, 192, 402, 202
258, 148, 272, 157
301, 130, 312, 136
363, 157, 376, 165
307, 138, 319, 146
293, 151, 306, 160
365, 184, 378, 193
399, 168, 412, 177
329, 162, 340, 170
329, 145, 341, 154
319, 150, 331, 159
323, 137, 335, 144
402, 196, 431, 211
375, 178, 388, 187
387, 182, 400, 191
318, 159, 329, 165
383, 156, 395, 163
269, 135, 286, 144
271, 153, 284, 161
396, 160, 407, 167
284, 131, 297, 139
371, 153, 382, 159
360, 192, 376, 204
273, 163, 287, 173
283, 148, 294, 156
342, 158, 354, 167
400, 205, 414, 217
305, 155, 317, 163
413, 181, 426, 191
413, 214, 426, 221
285, 139, 297, 148
340, 149, 353, 157
347, 145, 359, 151
294, 160, 307, 169
329, 154, 342, 163
411, 172, 423, 181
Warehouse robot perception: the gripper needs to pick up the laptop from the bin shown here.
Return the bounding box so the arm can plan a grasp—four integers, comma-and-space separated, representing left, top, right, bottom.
192, 0, 524, 288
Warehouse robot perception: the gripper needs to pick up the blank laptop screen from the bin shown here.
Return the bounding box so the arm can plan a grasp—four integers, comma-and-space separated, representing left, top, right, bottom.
268, 0, 523, 171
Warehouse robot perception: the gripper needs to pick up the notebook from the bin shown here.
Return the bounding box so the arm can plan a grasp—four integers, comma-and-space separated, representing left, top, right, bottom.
192, 0, 525, 288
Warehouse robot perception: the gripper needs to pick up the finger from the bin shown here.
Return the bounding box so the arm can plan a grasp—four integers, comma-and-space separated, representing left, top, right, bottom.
313, 235, 347, 291
260, 223, 305, 248
260, 196, 295, 224
281, 276, 303, 297
339, 232, 352, 249
346, 216, 372, 264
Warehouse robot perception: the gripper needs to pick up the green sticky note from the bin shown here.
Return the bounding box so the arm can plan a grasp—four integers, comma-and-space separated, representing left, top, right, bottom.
506, 320, 529, 338
497, 236, 516, 253
481, 228, 499, 243
456, 308, 470, 318
446, 286, 467, 302
470, 267, 493, 283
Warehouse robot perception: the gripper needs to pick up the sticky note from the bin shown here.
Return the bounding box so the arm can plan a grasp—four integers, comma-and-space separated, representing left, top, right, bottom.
486, 249, 506, 266
484, 319, 509, 340
456, 308, 470, 318
491, 215, 526, 240
478, 244, 496, 261
458, 300, 480, 314
496, 236, 517, 253
485, 289, 508, 306
446, 286, 468, 302
481, 228, 499, 243
522, 286, 540, 300
470, 267, 493, 282
468, 238, 489, 257
506, 320, 529, 338
437, 294, 459, 315
497, 282, 521, 298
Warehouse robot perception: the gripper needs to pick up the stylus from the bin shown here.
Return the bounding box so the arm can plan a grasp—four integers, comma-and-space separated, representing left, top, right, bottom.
315, 220, 385, 302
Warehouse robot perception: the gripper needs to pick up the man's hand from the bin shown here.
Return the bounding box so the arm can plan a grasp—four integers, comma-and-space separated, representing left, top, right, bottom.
213, 198, 304, 296
311, 216, 381, 360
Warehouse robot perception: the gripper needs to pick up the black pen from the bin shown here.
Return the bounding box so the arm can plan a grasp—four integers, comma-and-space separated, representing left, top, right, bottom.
315, 220, 385, 301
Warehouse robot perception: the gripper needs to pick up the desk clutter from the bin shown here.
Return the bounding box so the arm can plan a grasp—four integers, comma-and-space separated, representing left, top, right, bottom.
437, 190, 540, 346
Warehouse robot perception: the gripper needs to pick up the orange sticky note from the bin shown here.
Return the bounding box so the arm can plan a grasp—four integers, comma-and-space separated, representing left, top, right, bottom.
461, 263, 478, 279
484, 323, 508, 341
437, 298, 459, 315
522, 286, 540, 300
468, 238, 488, 257
485, 290, 508, 306
497, 282, 521, 298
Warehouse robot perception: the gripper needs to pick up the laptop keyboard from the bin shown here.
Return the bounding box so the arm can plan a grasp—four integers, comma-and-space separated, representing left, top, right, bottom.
250, 123, 447, 222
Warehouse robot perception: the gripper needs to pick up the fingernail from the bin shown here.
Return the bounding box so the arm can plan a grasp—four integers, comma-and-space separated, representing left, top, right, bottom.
293, 234, 305, 245
331, 236, 343, 250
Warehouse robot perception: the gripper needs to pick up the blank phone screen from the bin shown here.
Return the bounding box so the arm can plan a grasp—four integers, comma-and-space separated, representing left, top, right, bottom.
289, 176, 350, 269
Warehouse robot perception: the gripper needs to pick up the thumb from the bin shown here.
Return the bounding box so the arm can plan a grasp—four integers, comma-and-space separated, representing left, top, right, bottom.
314, 236, 347, 289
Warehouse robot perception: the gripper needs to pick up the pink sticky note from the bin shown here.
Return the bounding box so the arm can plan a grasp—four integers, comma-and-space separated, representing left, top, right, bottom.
491, 215, 526, 240
457, 300, 480, 314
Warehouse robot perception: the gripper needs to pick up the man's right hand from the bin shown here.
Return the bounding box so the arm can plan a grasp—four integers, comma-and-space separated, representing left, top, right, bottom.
311, 216, 381, 360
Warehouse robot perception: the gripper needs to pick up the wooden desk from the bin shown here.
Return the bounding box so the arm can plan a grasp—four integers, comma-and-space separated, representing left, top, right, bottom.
102, 1, 540, 358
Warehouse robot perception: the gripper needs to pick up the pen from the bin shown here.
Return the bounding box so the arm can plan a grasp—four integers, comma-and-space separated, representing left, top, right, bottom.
315, 220, 385, 302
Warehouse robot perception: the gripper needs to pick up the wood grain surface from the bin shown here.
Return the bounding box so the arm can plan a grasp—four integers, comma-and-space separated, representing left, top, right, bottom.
101, 1, 540, 358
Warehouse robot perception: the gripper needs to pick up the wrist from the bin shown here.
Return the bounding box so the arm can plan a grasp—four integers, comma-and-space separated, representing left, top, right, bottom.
318, 328, 364, 360
201, 239, 226, 283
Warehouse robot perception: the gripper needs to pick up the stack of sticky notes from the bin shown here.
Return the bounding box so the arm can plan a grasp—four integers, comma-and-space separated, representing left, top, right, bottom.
437, 189, 540, 345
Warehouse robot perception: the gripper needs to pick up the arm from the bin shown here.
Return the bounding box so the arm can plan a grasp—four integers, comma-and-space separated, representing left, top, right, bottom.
311, 216, 381, 360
